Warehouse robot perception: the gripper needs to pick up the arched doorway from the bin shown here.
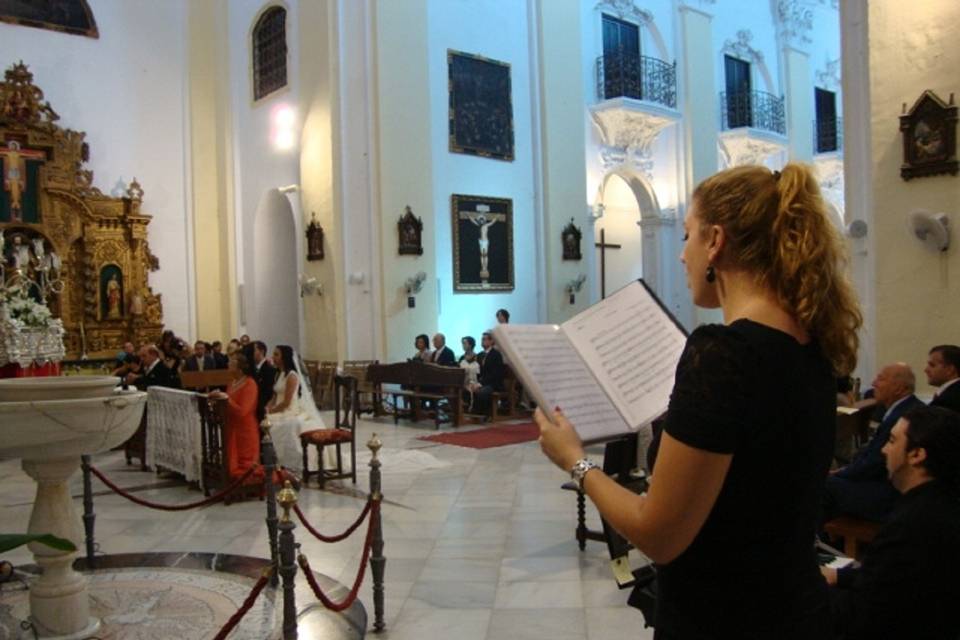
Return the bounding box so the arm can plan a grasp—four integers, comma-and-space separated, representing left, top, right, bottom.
596, 174, 643, 297
252, 189, 301, 352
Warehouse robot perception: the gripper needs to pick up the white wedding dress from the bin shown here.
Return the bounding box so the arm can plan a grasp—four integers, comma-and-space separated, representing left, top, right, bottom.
267, 367, 325, 474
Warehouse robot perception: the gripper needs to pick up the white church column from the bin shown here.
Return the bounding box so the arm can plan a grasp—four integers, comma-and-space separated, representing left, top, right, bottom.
535, 0, 590, 323
775, 1, 814, 161
677, 2, 718, 327
372, 0, 437, 362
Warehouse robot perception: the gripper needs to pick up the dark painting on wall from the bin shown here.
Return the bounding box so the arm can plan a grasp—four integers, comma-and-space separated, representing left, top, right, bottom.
452, 194, 513, 292
0, 0, 99, 38
448, 50, 514, 161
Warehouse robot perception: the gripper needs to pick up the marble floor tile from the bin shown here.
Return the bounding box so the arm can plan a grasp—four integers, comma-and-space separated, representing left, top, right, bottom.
385, 608, 491, 640
494, 580, 583, 609
419, 556, 501, 583
585, 606, 655, 640
498, 556, 582, 583
404, 580, 497, 609
485, 608, 587, 640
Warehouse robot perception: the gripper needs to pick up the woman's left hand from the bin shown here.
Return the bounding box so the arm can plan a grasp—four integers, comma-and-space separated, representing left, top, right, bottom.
534, 407, 585, 472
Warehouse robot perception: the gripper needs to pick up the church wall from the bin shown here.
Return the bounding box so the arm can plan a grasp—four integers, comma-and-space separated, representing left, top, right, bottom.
374, 0, 438, 363
863, 0, 960, 391
428, 0, 541, 344
224, 0, 305, 349
0, 0, 195, 337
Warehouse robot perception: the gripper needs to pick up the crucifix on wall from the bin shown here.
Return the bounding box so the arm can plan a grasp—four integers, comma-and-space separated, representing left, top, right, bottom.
1, 140, 46, 223
451, 194, 514, 292
594, 228, 621, 299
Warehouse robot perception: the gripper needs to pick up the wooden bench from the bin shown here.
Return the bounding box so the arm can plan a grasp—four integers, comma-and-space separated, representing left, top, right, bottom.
180, 369, 233, 391
824, 516, 881, 560
365, 361, 466, 428
343, 360, 381, 415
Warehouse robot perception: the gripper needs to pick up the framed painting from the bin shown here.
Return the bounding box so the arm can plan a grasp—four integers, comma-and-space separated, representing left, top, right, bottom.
448, 50, 514, 161
899, 90, 958, 180
0, 0, 98, 38
398, 206, 424, 256
452, 194, 513, 292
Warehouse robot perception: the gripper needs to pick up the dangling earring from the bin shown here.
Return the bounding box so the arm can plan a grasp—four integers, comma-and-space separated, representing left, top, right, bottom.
705, 265, 716, 283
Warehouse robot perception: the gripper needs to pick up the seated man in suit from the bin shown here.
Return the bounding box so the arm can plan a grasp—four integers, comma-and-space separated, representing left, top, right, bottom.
250, 340, 276, 422
125, 344, 179, 390
823, 363, 923, 523
822, 405, 960, 640
925, 344, 960, 414
468, 331, 505, 416
183, 340, 215, 372
430, 333, 456, 366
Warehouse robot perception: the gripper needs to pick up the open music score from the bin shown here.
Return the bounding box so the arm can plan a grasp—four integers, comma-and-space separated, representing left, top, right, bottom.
493, 280, 687, 443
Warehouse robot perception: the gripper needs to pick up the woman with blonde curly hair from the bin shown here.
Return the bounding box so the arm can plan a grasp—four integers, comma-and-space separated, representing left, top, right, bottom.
538, 163, 861, 639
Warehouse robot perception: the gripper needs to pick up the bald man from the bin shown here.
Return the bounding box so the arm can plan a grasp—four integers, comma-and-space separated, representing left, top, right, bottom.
823, 363, 924, 523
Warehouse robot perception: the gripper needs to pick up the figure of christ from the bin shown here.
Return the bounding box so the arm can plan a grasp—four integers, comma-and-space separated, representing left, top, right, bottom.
459, 204, 505, 282
106, 274, 122, 319
0, 142, 42, 222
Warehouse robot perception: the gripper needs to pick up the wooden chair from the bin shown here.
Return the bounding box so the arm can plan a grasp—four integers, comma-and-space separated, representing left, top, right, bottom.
199, 396, 228, 496
824, 516, 881, 560
299, 375, 358, 489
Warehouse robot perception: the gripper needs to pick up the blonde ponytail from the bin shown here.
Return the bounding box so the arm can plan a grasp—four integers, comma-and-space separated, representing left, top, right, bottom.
693, 163, 862, 375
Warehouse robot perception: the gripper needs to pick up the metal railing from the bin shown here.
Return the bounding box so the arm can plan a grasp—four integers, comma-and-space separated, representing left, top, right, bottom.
720, 90, 786, 135
596, 51, 677, 109
814, 117, 843, 153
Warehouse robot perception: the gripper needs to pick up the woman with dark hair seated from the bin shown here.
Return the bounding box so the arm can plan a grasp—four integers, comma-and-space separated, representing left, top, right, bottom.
411, 334, 432, 362
210, 351, 263, 482
267, 344, 326, 473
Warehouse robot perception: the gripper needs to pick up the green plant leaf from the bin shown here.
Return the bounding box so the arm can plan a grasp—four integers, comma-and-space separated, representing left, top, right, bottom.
0, 533, 76, 554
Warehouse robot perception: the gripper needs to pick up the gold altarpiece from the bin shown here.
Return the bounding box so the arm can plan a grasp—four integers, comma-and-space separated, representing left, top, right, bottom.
0, 62, 164, 358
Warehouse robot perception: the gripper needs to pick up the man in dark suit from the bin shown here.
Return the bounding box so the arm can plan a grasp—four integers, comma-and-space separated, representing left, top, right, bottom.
823, 363, 923, 523
250, 340, 276, 422
126, 345, 179, 390
183, 340, 216, 372
925, 344, 960, 414
430, 333, 456, 366
210, 341, 229, 369
469, 331, 505, 416
823, 405, 960, 639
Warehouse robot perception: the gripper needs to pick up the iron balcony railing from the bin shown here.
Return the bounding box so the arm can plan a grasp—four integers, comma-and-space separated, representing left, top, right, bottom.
720, 90, 786, 135
596, 51, 677, 109
814, 117, 843, 153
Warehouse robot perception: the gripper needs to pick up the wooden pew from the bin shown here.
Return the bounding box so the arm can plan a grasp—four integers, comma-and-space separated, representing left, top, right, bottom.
365, 361, 466, 428
180, 369, 233, 391
343, 360, 381, 415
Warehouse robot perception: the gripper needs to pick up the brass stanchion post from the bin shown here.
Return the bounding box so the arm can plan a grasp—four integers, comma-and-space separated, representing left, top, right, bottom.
367, 434, 386, 632
277, 480, 299, 639
261, 417, 280, 587
80, 454, 96, 567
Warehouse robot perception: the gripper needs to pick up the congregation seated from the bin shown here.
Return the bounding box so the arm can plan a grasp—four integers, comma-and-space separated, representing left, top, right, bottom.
823, 363, 922, 523
210, 340, 229, 369
458, 336, 480, 386
125, 344, 180, 390
925, 344, 960, 414
428, 333, 456, 366
467, 331, 505, 415
822, 405, 960, 639
410, 333, 432, 363
183, 340, 215, 372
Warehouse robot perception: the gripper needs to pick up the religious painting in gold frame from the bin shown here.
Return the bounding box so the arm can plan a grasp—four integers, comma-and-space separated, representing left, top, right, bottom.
451, 194, 514, 293
899, 90, 958, 180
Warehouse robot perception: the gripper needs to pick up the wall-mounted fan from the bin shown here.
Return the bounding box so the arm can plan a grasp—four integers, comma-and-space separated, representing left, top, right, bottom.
908, 210, 950, 252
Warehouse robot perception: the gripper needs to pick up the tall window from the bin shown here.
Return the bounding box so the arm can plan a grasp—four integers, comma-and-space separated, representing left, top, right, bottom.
815, 88, 838, 152
601, 14, 640, 99
253, 6, 287, 101
724, 55, 752, 128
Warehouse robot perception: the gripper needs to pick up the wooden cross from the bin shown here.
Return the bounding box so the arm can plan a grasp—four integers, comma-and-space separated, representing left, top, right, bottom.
594, 228, 621, 299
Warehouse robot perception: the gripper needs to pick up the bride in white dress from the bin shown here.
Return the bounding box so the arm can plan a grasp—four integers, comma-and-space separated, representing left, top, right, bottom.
265, 345, 325, 474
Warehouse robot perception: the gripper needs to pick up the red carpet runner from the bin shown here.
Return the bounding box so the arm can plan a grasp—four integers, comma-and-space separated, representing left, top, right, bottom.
417, 422, 538, 450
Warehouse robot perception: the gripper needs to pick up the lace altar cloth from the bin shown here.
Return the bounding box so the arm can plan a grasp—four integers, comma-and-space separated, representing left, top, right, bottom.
0, 319, 65, 367
146, 387, 204, 488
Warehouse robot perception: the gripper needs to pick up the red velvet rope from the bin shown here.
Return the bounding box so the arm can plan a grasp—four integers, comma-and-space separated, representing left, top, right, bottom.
89, 464, 259, 511
298, 500, 380, 612
293, 499, 372, 543
212, 568, 273, 640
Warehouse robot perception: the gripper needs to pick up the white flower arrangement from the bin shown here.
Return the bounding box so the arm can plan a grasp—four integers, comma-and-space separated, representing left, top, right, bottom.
1, 289, 53, 330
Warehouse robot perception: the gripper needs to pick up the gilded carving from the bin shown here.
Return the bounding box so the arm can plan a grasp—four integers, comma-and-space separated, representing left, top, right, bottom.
0, 61, 164, 357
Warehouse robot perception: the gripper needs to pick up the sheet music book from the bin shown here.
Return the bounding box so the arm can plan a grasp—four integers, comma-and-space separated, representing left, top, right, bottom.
492, 280, 688, 443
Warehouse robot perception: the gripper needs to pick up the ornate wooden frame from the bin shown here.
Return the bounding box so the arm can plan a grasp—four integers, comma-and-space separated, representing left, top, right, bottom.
397, 206, 423, 256
448, 50, 514, 162
0, 62, 163, 358
306, 212, 324, 261
561, 218, 582, 261
899, 90, 958, 181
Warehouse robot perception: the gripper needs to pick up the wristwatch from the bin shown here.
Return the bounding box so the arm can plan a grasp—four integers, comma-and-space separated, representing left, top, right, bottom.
570, 458, 599, 491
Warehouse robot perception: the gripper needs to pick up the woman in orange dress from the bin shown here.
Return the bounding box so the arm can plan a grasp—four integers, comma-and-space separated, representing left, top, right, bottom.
211, 351, 262, 480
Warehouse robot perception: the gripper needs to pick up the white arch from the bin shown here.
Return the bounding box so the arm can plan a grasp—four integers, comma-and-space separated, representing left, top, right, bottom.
251, 188, 302, 352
